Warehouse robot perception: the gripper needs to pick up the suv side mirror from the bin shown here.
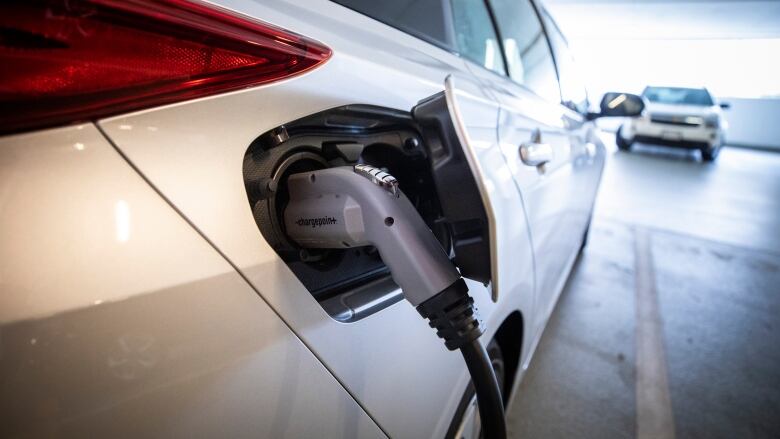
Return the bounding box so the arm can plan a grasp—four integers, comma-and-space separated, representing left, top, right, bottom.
588, 92, 645, 120
719, 102, 731, 109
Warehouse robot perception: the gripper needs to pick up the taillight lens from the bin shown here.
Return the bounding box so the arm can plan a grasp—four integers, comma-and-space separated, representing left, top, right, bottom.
0, 0, 331, 134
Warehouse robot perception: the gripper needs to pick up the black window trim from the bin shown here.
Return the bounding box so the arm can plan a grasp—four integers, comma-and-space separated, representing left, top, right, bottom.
538, 5, 591, 116
482, 0, 510, 76
447, 0, 509, 76
330, 0, 459, 55
527, 0, 564, 104
331, 0, 571, 108
473, 0, 563, 105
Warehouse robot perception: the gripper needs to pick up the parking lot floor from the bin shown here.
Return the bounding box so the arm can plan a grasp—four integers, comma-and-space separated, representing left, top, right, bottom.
506, 144, 780, 439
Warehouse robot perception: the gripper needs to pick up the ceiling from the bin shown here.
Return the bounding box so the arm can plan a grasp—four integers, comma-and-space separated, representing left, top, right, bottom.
542, 0, 780, 40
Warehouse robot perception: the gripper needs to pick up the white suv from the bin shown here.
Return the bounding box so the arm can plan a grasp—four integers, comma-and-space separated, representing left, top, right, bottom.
617, 86, 729, 161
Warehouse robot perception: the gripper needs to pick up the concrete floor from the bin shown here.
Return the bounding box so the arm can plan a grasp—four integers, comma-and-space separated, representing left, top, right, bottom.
506, 142, 780, 438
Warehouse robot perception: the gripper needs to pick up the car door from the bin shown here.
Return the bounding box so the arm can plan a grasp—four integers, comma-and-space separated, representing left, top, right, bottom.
464, 0, 594, 344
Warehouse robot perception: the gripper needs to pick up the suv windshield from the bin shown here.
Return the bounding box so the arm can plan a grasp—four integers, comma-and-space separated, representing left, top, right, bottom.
642, 87, 714, 106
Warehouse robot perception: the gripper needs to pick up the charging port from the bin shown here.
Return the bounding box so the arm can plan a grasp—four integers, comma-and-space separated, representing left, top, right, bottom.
243, 105, 448, 322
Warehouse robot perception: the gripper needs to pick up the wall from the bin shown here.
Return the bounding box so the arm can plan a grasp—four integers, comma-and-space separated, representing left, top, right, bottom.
720, 97, 780, 150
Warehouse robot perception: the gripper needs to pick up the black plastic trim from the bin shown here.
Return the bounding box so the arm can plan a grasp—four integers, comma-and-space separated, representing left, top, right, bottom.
412, 92, 492, 285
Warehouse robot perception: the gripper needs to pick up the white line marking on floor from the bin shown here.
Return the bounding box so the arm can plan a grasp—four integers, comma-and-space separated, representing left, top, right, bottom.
635, 228, 676, 439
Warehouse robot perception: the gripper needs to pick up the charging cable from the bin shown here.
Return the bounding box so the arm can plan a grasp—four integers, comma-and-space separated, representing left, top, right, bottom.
284, 165, 506, 439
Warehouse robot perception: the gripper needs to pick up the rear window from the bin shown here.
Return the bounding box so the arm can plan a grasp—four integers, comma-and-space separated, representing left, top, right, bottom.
642, 87, 714, 106
331, 0, 455, 50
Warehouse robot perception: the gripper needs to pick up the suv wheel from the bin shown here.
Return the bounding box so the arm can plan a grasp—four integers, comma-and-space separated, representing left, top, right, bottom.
447, 340, 505, 439
702, 144, 721, 162
616, 126, 632, 151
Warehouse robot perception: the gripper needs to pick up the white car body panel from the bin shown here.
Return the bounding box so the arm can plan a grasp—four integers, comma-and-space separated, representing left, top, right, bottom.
0, 0, 607, 437
0, 124, 384, 438
98, 4, 535, 435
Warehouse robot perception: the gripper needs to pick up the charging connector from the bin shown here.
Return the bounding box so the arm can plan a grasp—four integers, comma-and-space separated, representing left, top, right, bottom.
284, 165, 506, 439
284, 164, 459, 305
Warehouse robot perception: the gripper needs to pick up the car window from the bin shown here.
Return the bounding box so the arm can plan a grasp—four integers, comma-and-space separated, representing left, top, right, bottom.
541, 11, 589, 113
331, 0, 456, 51
449, 0, 504, 75
487, 0, 561, 103
642, 87, 714, 106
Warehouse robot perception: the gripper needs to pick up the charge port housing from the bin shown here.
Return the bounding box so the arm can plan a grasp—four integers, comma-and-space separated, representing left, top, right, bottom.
243, 105, 448, 322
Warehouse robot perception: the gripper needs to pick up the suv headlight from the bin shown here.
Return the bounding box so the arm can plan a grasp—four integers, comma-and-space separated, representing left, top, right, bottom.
704, 115, 720, 129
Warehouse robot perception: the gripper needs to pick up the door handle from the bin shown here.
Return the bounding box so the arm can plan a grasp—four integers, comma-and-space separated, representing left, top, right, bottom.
519, 142, 553, 166
519, 129, 553, 167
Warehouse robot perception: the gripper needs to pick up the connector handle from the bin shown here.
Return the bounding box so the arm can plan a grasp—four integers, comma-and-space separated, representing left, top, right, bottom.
284, 166, 460, 305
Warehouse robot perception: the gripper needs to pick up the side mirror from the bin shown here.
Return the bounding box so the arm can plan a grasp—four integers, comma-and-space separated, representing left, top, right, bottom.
588, 92, 645, 120
719, 102, 731, 110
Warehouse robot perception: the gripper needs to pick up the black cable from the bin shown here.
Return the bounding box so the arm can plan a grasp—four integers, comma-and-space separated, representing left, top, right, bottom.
417, 278, 508, 439
460, 339, 507, 439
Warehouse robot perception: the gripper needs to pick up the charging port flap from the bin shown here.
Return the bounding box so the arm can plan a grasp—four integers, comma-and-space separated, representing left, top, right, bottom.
412, 74, 499, 300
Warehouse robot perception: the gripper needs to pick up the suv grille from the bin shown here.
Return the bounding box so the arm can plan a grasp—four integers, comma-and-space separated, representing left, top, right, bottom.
650, 115, 700, 127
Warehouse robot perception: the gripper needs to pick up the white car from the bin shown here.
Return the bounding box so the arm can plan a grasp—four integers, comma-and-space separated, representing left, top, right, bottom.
0, 0, 641, 438
617, 86, 729, 161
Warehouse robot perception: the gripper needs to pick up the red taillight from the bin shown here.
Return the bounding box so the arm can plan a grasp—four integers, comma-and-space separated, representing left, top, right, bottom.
0, 0, 331, 134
